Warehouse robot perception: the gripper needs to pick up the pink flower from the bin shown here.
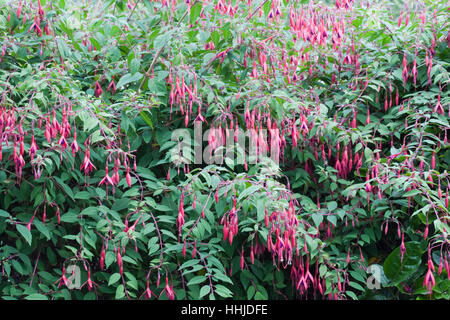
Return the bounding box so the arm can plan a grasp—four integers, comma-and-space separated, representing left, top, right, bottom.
117, 248, 123, 275
100, 246, 106, 271
107, 77, 116, 93
29, 135, 38, 159
177, 194, 185, 234
51, 110, 60, 133
400, 235, 407, 263
80, 148, 96, 175
423, 258, 435, 294
58, 134, 68, 150
71, 135, 80, 157
162, 277, 175, 300
55, 266, 69, 288
94, 81, 103, 97
402, 53, 408, 84
143, 280, 155, 299
434, 94, 444, 115
81, 270, 98, 291
423, 268, 435, 294
99, 165, 115, 188
125, 167, 132, 187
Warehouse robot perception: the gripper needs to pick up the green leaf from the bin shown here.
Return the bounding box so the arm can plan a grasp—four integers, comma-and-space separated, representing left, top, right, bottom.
383, 241, 426, 285
348, 281, 365, 292
0, 209, 10, 218
54, 177, 74, 200
153, 31, 174, 49
16, 224, 32, 246
129, 58, 141, 74
327, 215, 337, 227
116, 73, 143, 89
180, 259, 200, 270
140, 111, 153, 129
256, 199, 266, 222
311, 213, 323, 228
60, 212, 78, 223
187, 275, 206, 286
215, 284, 233, 298
25, 293, 48, 300
199, 285, 210, 299
115, 284, 125, 299
212, 272, 233, 285
34, 220, 51, 240
254, 292, 265, 300
346, 290, 358, 300
403, 189, 421, 198
108, 273, 121, 286
74, 191, 91, 200
111, 198, 129, 212
56, 38, 70, 59
327, 201, 338, 211
190, 2, 202, 24
247, 286, 256, 299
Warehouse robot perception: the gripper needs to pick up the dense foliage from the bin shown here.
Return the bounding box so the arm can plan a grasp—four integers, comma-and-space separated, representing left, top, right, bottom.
0, 0, 449, 300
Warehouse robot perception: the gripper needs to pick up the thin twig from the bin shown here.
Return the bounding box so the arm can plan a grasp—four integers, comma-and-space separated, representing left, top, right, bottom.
29, 249, 41, 287
127, 0, 143, 21
246, 0, 269, 21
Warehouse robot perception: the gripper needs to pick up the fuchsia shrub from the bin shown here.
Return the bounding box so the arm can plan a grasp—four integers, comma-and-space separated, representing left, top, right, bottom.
0, 0, 448, 300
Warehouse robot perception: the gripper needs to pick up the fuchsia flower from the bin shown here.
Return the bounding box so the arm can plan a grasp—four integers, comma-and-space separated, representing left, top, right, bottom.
100, 245, 106, 271
99, 165, 115, 195
431, 149, 436, 169
55, 266, 70, 288
423, 258, 435, 294
299, 114, 309, 136
17, 0, 22, 19
445, 254, 450, 280
38, 0, 44, 18
433, 94, 444, 115
107, 78, 116, 93
291, 117, 298, 147
195, 106, 205, 123
58, 134, 68, 150
25, 215, 35, 231
51, 110, 60, 134
182, 240, 187, 257
125, 166, 132, 187
71, 132, 80, 157
400, 234, 407, 263
177, 193, 185, 234
250, 245, 255, 265
29, 134, 38, 160
192, 241, 197, 258
402, 53, 408, 84
251, 60, 258, 79
81, 270, 98, 291
405, 11, 410, 26
80, 147, 96, 175
143, 279, 155, 299
117, 247, 123, 275
411, 57, 417, 85
220, 197, 238, 245
13, 142, 25, 183
162, 276, 175, 300
44, 117, 52, 143
94, 81, 103, 97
